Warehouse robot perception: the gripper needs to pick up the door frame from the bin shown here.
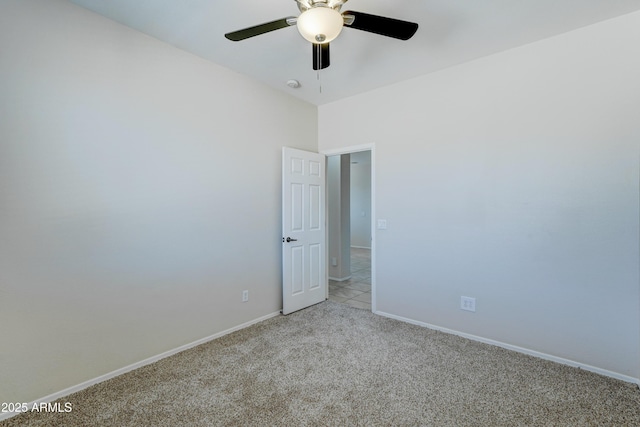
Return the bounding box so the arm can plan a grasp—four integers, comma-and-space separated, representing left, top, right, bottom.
321, 143, 376, 313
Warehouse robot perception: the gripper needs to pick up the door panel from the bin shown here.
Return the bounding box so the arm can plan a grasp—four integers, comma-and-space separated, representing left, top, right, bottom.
309, 184, 321, 230
309, 243, 321, 290
291, 245, 304, 295
291, 183, 304, 231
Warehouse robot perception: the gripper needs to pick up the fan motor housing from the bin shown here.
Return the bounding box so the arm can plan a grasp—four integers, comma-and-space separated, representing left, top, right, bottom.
296, 0, 346, 13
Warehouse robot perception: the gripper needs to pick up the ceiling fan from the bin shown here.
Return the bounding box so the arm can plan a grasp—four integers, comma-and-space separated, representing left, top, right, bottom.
225, 0, 419, 70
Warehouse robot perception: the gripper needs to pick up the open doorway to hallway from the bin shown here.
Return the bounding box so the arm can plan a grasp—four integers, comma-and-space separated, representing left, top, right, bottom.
329, 247, 371, 309
327, 150, 372, 310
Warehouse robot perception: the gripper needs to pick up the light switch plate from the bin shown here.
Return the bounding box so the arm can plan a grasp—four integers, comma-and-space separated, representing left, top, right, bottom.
377, 219, 387, 230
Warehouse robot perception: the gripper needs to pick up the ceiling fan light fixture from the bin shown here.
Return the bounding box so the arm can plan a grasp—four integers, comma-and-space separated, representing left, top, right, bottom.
297, 6, 344, 43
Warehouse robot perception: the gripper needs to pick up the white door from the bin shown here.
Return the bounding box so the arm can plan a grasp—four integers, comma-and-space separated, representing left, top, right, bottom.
282, 147, 326, 315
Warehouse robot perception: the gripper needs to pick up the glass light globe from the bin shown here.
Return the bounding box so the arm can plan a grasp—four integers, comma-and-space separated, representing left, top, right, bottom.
297, 7, 344, 43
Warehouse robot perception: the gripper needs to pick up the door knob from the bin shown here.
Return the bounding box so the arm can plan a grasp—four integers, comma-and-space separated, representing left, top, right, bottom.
284, 237, 298, 242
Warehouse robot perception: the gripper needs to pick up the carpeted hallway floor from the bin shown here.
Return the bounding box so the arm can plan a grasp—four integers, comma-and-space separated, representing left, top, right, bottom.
3, 301, 640, 426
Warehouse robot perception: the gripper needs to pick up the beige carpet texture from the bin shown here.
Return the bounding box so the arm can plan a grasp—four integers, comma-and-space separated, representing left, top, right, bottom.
3, 301, 640, 426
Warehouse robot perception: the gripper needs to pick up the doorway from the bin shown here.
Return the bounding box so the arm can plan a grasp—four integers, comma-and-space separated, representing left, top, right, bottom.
324, 147, 375, 312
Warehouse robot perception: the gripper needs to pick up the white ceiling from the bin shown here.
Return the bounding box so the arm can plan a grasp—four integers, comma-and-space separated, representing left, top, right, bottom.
69, 0, 640, 106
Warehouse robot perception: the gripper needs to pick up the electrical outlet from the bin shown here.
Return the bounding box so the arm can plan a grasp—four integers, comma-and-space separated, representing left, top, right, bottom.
460, 296, 476, 312
242, 290, 249, 302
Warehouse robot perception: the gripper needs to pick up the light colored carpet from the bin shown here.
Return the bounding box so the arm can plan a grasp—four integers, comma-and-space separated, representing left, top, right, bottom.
3, 301, 640, 426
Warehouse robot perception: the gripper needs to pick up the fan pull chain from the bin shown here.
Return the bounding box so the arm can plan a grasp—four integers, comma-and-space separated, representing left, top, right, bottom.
317, 70, 322, 94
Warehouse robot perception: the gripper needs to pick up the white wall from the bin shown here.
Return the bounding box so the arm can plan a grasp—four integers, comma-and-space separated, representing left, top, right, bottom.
319, 12, 640, 380
350, 153, 372, 248
327, 155, 351, 280
0, 0, 317, 403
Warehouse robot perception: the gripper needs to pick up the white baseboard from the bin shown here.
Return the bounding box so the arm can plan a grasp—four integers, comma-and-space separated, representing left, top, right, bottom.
374, 310, 640, 386
350, 245, 371, 250
328, 275, 352, 282
0, 311, 281, 422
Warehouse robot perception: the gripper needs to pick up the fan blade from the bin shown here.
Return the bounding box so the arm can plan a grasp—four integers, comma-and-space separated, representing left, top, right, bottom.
343, 11, 418, 40
225, 17, 296, 41
312, 43, 330, 70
